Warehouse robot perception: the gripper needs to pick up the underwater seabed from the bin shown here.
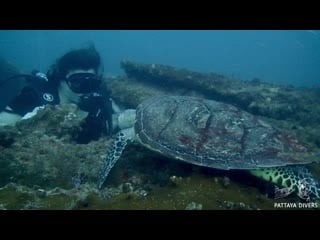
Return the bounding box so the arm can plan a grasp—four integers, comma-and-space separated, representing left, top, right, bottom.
1, 62, 320, 210
1, 116, 320, 209
1, 108, 319, 210
0, 150, 319, 210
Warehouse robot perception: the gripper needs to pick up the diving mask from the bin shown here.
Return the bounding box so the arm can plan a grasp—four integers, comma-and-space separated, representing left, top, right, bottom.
65, 72, 101, 94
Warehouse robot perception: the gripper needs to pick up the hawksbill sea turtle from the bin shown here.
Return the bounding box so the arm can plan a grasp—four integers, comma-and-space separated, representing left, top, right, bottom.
97, 95, 320, 200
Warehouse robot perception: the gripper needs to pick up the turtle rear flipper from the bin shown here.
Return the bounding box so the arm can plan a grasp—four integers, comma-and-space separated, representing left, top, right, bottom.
250, 166, 320, 200
97, 128, 135, 189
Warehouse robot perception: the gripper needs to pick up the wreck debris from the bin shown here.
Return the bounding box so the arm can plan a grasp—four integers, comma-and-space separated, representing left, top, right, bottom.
117, 60, 320, 126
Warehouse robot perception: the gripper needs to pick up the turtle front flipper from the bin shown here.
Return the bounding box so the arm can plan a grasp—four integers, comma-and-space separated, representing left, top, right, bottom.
249, 166, 320, 200
97, 128, 135, 189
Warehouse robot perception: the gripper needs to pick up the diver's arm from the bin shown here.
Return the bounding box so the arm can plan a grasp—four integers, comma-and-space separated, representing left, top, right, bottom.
75, 93, 114, 143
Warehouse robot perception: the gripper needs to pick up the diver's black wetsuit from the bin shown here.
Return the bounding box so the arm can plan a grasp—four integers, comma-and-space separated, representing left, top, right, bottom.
1, 71, 113, 144
4, 72, 60, 116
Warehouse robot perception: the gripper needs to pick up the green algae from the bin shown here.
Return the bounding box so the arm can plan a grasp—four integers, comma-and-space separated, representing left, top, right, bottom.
0, 185, 34, 209
73, 173, 276, 210
0, 169, 318, 210
37, 194, 78, 210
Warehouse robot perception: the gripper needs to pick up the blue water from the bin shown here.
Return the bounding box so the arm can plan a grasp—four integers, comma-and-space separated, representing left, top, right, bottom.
0, 30, 319, 87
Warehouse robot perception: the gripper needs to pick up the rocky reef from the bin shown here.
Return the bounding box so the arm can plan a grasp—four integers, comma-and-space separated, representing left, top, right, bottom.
0, 60, 320, 210
0, 104, 110, 189
118, 60, 320, 123
109, 60, 320, 149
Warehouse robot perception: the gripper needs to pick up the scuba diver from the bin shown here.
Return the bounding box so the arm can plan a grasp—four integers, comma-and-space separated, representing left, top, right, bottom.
0, 45, 115, 144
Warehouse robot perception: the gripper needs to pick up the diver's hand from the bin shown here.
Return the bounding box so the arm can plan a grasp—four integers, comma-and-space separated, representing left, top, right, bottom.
76, 93, 110, 143
75, 112, 107, 144
78, 92, 104, 112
